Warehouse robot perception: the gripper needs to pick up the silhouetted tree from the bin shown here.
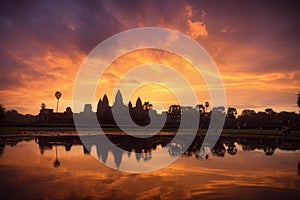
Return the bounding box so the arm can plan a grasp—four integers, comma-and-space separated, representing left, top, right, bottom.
6, 109, 18, 115
227, 144, 237, 155
196, 104, 205, 113
241, 109, 256, 117
227, 107, 237, 119
55, 91, 62, 112
0, 104, 5, 120
265, 108, 274, 116
237, 109, 257, 129
205, 101, 209, 112
53, 145, 60, 168
65, 107, 72, 113
142, 102, 152, 110
298, 92, 300, 109
264, 146, 275, 156
41, 103, 46, 110
211, 142, 226, 157
225, 107, 237, 128
211, 106, 226, 129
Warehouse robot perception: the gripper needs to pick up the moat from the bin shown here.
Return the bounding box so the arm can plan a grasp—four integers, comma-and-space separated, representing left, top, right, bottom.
0, 131, 299, 199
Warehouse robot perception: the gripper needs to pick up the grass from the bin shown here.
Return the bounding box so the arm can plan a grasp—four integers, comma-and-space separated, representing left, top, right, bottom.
0, 126, 77, 132
222, 129, 300, 135
1, 125, 300, 137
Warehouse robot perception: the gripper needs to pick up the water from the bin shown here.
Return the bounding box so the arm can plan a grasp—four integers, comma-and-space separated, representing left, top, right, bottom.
0, 132, 299, 200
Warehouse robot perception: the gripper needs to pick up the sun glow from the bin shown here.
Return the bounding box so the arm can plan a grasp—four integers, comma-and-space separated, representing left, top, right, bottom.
95, 49, 210, 111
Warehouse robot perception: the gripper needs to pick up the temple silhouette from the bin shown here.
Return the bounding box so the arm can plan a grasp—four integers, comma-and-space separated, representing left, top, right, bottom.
0, 90, 300, 131
35, 90, 199, 128
96, 90, 154, 126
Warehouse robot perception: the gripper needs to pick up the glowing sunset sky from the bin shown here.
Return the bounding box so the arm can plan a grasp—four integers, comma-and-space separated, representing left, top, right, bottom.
0, 0, 299, 114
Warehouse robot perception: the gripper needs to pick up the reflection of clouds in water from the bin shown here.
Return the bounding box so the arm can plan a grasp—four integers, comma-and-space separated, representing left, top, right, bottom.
0, 138, 300, 199
2, 135, 300, 170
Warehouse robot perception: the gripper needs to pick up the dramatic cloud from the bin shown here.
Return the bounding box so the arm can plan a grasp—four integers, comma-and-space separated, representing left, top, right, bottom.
0, 0, 299, 114
187, 20, 208, 38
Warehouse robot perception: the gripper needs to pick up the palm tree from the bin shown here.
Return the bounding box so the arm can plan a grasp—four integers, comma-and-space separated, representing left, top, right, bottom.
55, 91, 62, 112
53, 145, 60, 168
41, 103, 46, 110
196, 104, 205, 113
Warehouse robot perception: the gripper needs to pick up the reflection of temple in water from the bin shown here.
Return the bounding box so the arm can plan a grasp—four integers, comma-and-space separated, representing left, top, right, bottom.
1, 135, 300, 168
34, 135, 175, 168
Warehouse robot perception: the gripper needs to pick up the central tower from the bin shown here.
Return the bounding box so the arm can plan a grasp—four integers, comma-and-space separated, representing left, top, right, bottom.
113, 90, 125, 109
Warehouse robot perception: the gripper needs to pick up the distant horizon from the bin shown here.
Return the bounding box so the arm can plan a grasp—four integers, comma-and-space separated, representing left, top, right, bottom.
2, 90, 299, 115
2, 90, 299, 116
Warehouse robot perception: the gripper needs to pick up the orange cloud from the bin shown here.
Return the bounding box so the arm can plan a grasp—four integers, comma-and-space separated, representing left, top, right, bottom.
187, 19, 208, 39
1, 1, 299, 115
96, 49, 210, 111
183, 4, 208, 39
0, 46, 85, 114
185, 4, 194, 19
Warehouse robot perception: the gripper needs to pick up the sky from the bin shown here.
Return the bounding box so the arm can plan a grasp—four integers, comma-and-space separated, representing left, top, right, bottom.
0, 0, 300, 115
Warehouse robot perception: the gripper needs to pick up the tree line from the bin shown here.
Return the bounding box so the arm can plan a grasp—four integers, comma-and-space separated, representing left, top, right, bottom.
0, 92, 299, 130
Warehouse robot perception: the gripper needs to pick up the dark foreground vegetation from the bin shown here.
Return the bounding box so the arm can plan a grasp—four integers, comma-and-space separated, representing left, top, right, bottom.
1, 91, 300, 133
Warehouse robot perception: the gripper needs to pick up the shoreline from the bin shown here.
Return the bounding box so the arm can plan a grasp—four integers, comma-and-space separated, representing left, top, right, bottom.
1, 126, 300, 138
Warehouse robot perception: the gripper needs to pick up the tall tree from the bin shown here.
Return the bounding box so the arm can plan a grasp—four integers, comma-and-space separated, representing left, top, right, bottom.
0, 104, 5, 120
196, 104, 205, 113
227, 107, 237, 119
41, 103, 46, 110
53, 145, 60, 168
55, 91, 62, 112
298, 92, 300, 109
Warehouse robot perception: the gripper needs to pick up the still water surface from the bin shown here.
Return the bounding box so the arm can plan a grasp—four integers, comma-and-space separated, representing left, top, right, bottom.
0, 131, 299, 200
